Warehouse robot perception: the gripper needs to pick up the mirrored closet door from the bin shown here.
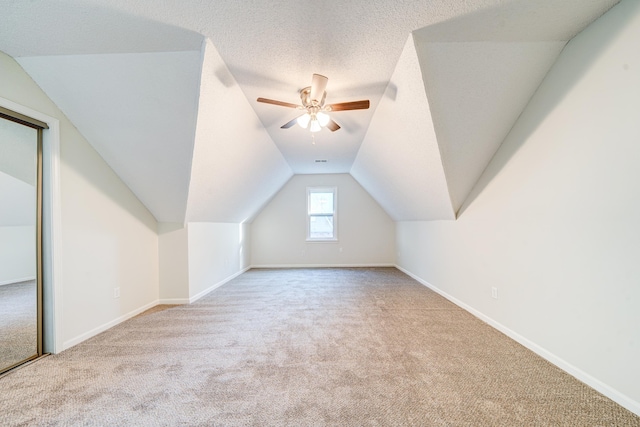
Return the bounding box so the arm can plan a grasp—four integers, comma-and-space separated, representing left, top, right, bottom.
0, 107, 46, 375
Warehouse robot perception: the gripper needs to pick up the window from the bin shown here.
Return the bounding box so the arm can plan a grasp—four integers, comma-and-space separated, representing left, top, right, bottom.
307, 187, 337, 241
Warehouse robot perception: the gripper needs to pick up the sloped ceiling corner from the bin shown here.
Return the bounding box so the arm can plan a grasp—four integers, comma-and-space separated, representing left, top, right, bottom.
185, 39, 293, 224
410, 0, 619, 216
351, 35, 455, 222
352, 1, 620, 222
415, 40, 566, 213
17, 51, 203, 223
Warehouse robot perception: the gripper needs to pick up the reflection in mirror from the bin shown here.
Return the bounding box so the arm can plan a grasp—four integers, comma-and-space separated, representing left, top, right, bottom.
0, 116, 38, 373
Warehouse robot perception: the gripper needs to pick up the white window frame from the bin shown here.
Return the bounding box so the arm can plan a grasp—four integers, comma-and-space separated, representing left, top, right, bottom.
306, 186, 338, 242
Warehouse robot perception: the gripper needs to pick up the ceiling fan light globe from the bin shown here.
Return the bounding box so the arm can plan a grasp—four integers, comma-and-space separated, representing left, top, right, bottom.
310, 120, 322, 133
297, 113, 311, 129
316, 111, 330, 127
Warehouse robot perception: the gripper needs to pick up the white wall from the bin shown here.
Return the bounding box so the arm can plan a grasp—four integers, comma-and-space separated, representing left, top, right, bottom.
241, 222, 251, 269
0, 226, 35, 285
158, 222, 189, 303
397, 0, 640, 414
157, 222, 250, 303
0, 170, 36, 285
252, 174, 395, 267
187, 222, 250, 300
0, 51, 160, 350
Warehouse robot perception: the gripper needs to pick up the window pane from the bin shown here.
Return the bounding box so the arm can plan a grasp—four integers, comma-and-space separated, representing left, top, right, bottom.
309, 192, 334, 214
309, 215, 334, 238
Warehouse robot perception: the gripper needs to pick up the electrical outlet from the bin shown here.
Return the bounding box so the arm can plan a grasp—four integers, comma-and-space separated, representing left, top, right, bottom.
114, 287, 120, 299
491, 287, 498, 299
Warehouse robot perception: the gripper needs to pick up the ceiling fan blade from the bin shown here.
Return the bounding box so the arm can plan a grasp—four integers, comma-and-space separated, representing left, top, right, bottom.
326, 119, 340, 132
310, 74, 328, 102
257, 97, 299, 108
327, 100, 370, 111
281, 116, 301, 129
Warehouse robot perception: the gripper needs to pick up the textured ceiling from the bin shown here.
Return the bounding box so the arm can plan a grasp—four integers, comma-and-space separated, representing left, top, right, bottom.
0, 0, 621, 223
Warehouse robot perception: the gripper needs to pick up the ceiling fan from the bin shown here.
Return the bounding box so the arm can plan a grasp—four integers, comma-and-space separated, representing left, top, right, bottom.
257, 74, 370, 133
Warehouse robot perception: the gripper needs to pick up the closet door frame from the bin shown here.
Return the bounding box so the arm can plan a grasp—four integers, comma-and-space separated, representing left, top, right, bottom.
0, 107, 47, 372
0, 97, 63, 358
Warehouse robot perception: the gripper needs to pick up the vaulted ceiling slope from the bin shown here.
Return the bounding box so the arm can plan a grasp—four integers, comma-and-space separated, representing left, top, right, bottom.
0, 0, 621, 223
351, 36, 455, 221
353, 0, 619, 220
17, 51, 204, 222
185, 40, 293, 223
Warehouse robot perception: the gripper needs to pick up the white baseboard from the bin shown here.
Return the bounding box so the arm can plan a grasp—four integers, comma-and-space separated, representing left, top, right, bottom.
250, 263, 395, 269
157, 298, 190, 305
395, 265, 640, 417
0, 276, 36, 286
62, 300, 158, 350
61, 267, 252, 351
188, 266, 251, 303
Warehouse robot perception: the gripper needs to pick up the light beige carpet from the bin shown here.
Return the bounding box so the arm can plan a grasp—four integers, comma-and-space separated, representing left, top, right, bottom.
0, 280, 37, 371
1, 268, 638, 426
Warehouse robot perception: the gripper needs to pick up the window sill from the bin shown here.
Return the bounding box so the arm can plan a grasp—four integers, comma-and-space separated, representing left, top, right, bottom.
306, 238, 339, 243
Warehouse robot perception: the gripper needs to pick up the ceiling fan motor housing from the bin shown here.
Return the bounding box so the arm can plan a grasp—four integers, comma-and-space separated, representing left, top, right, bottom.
256, 74, 369, 132
300, 87, 327, 110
